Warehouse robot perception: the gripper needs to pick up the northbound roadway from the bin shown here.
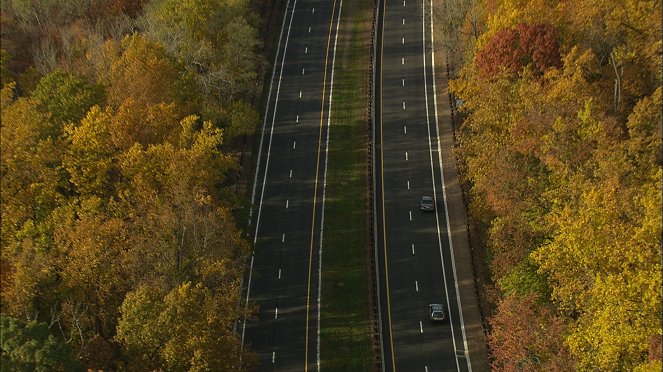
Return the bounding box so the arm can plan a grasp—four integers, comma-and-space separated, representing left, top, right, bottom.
374, 0, 472, 371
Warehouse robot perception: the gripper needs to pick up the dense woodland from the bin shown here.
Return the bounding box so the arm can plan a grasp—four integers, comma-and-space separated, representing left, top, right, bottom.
446, 0, 661, 370
1, 0, 263, 369
1, 0, 661, 370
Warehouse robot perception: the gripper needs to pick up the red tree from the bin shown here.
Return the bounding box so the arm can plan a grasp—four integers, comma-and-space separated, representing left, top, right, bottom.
476, 23, 562, 77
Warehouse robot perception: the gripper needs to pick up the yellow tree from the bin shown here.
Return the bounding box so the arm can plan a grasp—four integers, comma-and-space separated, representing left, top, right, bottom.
63, 105, 116, 198
532, 88, 662, 369
116, 282, 256, 371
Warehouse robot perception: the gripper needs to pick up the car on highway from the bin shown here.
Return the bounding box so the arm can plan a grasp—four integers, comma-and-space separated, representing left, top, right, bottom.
429, 303, 446, 322
420, 196, 435, 211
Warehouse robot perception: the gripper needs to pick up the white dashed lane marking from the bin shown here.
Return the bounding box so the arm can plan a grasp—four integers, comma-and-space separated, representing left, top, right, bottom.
293, 141, 296, 149
407, 180, 410, 189
289, 169, 293, 178
412, 243, 415, 254
419, 321, 423, 333
415, 280, 419, 292
286, 200, 289, 208
409, 211, 412, 221
278, 269, 281, 279
275, 308, 278, 319
405, 151, 408, 160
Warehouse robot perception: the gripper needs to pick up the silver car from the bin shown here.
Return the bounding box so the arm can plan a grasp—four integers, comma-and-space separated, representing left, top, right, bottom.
420, 196, 435, 211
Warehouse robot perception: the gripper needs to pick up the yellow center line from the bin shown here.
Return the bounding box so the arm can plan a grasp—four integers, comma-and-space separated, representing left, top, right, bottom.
380, 0, 397, 370
305, 0, 338, 370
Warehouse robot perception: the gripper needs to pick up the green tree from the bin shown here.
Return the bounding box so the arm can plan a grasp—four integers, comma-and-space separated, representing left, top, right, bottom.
224, 99, 260, 142
0, 314, 83, 371
31, 70, 104, 129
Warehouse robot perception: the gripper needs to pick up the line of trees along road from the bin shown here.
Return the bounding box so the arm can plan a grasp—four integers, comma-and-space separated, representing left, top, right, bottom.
1, 0, 263, 370
446, 0, 661, 370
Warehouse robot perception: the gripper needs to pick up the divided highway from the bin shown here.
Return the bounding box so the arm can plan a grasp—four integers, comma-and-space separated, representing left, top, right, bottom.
241, 0, 342, 370
374, 0, 472, 371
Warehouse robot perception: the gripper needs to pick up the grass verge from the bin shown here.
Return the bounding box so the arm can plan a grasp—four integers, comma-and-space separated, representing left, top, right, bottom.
319, 0, 375, 370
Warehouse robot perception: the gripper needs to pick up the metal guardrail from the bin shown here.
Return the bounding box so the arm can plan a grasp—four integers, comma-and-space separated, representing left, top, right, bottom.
368, 1, 382, 371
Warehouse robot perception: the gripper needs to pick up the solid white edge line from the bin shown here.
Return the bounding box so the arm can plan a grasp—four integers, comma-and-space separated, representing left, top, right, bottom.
317, 1, 343, 370
240, 253, 254, 360
249, 0, 291, 219
241, 0, 298, 366
421, 1, 461, 371
429, 0, 472, 369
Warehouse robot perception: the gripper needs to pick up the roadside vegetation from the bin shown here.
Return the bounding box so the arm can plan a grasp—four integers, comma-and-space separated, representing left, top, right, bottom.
319, 0, 375, 369
435, 0, 661, 370
0, 0, 264, 369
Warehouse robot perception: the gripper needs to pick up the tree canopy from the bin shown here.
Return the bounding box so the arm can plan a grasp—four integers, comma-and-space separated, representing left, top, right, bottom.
450, 0, 661, 369
1, 0, 262, 369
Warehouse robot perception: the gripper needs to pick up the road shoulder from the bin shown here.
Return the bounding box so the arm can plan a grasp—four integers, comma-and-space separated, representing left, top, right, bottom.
433, 48, 491, 372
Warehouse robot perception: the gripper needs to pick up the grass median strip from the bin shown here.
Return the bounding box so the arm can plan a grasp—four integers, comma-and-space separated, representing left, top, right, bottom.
320, 0, 374, 370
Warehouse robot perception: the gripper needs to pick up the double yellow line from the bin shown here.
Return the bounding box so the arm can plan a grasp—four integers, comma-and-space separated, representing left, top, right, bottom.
304, 0, 339, 370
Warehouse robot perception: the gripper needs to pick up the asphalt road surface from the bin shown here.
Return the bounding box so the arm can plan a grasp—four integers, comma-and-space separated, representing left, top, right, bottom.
374, 0, 472, 371
241, 0, 342, 371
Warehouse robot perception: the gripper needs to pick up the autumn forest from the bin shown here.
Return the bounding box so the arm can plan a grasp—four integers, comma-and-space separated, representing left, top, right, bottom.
447, 0, 661, 370
0, 0, 661, 371
1, 0, 262, 369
